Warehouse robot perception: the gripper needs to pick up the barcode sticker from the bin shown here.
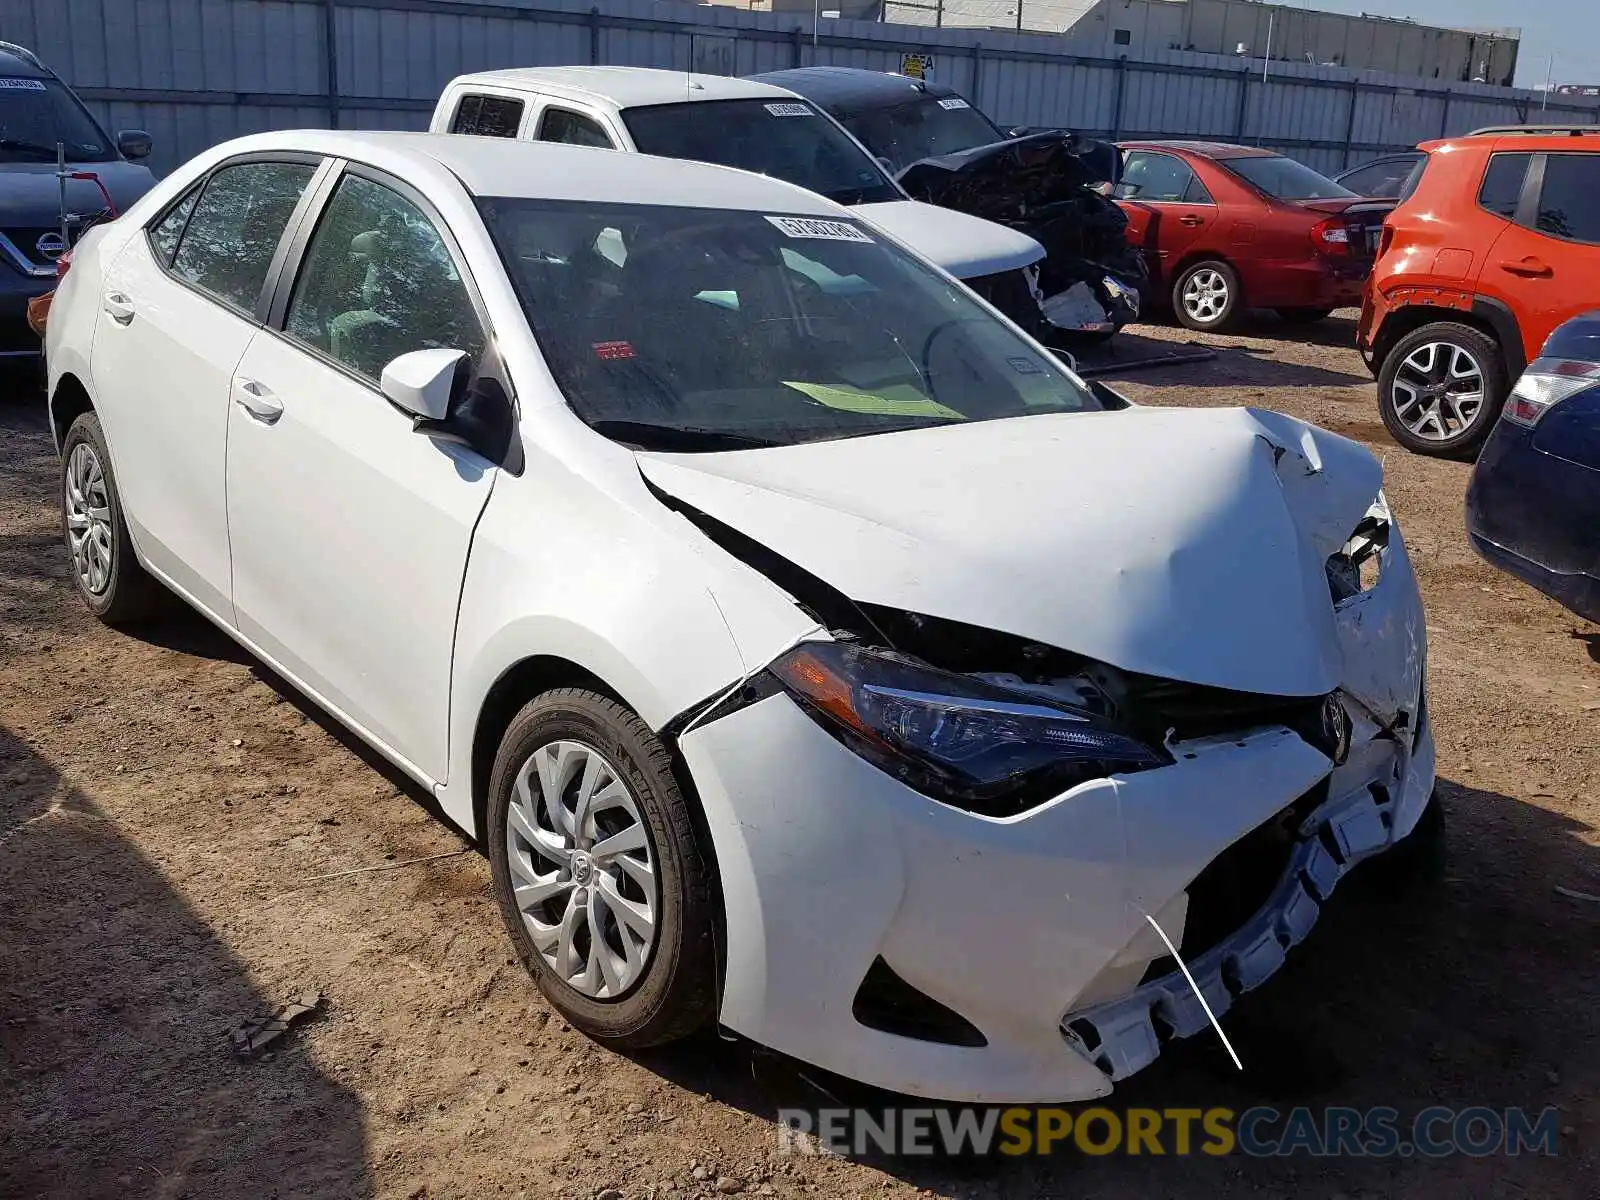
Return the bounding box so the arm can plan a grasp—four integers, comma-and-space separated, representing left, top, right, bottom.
0, 78, 47, 91
937, 97, 970, 110
764, 102, 813, 117
765, 216, 875, 243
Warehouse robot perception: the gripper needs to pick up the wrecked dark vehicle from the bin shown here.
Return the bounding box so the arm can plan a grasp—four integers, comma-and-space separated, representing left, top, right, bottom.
750, 66, 1147, 341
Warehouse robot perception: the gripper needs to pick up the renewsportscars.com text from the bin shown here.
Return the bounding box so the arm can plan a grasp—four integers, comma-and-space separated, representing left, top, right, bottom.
776, 1106, 1560, 1159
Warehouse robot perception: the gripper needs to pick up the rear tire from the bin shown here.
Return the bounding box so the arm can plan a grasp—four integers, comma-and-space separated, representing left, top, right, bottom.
1377, 321, 1508, 458
1172, 260, 1241, 331
1277, 307, 1335, 324
487, 689, 719, 1049
60, 411, 166, 626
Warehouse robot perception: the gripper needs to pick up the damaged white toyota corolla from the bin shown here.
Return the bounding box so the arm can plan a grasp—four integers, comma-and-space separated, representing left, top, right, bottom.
47, 130, 1435, 1104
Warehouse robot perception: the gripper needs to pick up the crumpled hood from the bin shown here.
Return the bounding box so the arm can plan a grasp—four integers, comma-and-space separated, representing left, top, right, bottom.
638, 405, 1385, 697
853, 199, 1044, 279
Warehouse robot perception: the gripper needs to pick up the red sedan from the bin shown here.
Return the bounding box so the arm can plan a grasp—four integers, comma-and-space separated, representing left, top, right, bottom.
1114, 141, 1391, 331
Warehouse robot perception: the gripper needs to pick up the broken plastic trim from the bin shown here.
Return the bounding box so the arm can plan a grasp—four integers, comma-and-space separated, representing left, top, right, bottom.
1062, 779, 1419, 1082
1326, 509, 1389, 605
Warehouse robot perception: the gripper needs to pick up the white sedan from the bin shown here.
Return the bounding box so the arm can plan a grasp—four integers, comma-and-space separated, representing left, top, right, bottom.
46, 130, 1437, 1104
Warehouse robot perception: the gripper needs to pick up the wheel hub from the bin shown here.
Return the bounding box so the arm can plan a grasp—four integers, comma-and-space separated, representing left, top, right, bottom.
64, 442, 114, 597
1390, 340, 1487, 443
504, 740, 658, 999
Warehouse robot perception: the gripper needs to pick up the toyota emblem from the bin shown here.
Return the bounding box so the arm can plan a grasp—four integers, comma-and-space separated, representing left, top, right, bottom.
36, 231, 68, 260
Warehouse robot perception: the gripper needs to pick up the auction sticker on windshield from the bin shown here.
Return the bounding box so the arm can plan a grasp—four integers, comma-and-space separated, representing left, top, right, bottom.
937, 97, 970, 110
765, 216, 874, 243
0, 78, 47, 90
764, 103, 813, 117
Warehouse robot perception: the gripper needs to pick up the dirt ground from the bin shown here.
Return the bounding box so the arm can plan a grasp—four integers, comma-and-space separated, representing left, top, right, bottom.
2, 312, 1596, 1200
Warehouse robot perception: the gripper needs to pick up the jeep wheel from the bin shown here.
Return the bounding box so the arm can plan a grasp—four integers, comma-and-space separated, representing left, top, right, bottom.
1377, 322, 1508, 458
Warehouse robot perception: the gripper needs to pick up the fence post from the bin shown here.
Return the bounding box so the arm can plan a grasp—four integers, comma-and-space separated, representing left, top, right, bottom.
1234, 63, 1250, 140
1438, 89, 1451, 138
970, 42, 983, 107
1111, 54, 1128, 139
1341, 79, 1360, 168
323, 0, 340, 129
589, 7, 601, 65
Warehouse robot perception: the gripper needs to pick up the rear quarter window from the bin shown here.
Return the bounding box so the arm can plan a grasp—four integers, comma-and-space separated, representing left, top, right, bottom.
1477, 152, 1531, 219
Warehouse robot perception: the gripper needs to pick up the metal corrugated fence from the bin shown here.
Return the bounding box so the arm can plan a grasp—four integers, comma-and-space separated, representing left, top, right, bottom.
2, 0, 1595, 178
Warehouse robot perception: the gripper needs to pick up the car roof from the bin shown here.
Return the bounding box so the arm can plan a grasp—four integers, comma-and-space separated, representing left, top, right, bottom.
0, 42, 49, 78
209, 130, 843, 215
1419, 125, 1600, 153
748, 66, 961, 111
448, 66, 796, 110
1118, 140, 1279, 160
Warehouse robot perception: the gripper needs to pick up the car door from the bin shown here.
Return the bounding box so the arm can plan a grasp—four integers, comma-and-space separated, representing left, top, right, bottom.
1479, 149, 1600, 362
90, 156, 322, 619
225, 166, 499, 782
1115, 150, 1217, 290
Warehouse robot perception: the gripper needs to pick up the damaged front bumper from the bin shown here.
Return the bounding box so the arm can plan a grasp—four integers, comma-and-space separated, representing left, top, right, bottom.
676, 511, 1430, 1104
1062, 711, 1435, 1081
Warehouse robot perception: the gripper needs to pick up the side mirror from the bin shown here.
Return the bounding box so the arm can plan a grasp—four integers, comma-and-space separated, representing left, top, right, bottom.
1008, 126, 1033, 139
116, 129, 153, 161
875, 155, 896, 175
381, 348, 468, 421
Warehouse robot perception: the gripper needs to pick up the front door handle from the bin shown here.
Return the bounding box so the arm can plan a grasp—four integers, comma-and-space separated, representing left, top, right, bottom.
102, 292, 135, 324
233, 378, 284, 424
1179, 214, 1205, 227
1499, 257, 1553, 278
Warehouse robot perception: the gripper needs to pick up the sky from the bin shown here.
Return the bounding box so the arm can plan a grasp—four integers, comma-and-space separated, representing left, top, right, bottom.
1307, 0, 1599, 88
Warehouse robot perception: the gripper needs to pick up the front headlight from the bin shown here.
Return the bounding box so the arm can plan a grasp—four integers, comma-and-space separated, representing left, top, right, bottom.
770, 641, 1168, 814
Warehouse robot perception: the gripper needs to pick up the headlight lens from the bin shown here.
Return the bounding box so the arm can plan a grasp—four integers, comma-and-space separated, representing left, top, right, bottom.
770, 641, 1168, 813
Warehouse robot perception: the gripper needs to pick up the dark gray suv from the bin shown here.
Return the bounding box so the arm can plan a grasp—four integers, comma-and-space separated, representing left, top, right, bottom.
0, 41, 156, 358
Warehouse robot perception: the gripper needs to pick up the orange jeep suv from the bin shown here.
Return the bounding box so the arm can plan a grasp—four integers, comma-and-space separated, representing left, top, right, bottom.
1359, 125, 1600, 457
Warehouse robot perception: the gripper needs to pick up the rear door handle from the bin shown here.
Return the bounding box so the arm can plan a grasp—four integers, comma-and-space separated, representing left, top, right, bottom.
102, 292, 135, 324
1179, 214, 1205, 227
1499, 257, 1553, 278
233, 378, 284, 424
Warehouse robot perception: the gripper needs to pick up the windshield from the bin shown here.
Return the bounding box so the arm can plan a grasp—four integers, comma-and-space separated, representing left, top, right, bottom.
1222, 154, 1355, 201
839, 95, 1005, 174
0, 77, 113, 162
479, 199, 1100, 451
621, 99, 902, 207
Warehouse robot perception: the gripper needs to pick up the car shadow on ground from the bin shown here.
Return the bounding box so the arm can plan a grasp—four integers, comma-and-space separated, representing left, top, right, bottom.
1094, 331, 1373, 391
0, 725, 373, 1199
639, 776, 1596, 1195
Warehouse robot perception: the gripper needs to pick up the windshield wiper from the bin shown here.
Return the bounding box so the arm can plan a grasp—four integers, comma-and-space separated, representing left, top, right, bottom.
589, 420, 779, 451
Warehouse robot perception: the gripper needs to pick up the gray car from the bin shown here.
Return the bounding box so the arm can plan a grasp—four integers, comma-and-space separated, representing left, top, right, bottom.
0, 41, 156, 359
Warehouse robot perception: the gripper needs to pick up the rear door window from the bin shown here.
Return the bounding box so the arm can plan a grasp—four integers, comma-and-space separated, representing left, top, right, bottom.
169, 160, 318, 313
1477, 153, 1531, 220
1532, 153, 1600, 243
449, 94, 525, 138
537, 108, 615, 149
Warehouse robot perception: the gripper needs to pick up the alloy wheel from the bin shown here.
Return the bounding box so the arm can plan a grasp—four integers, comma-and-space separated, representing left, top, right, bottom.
1181, 268, 1229, 324
1390, 341, 1486, 442
65, 441, 114, 597
504, 739, 657, 999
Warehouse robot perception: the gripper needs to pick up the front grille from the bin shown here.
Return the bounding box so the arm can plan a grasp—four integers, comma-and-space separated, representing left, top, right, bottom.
962, 267, 1043, 337
2, 228, 64, 268
1116, 672, 1325, 744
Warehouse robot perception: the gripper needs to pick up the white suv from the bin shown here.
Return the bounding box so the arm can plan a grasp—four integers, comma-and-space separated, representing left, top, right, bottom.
429, 66, 1053, 334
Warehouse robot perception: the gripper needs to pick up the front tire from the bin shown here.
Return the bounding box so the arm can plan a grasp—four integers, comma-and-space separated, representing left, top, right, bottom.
487, 689, 718, 1048
1377, 321, 1508, 458
60, 411, 165, 625
1172, 260, 1241, 331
